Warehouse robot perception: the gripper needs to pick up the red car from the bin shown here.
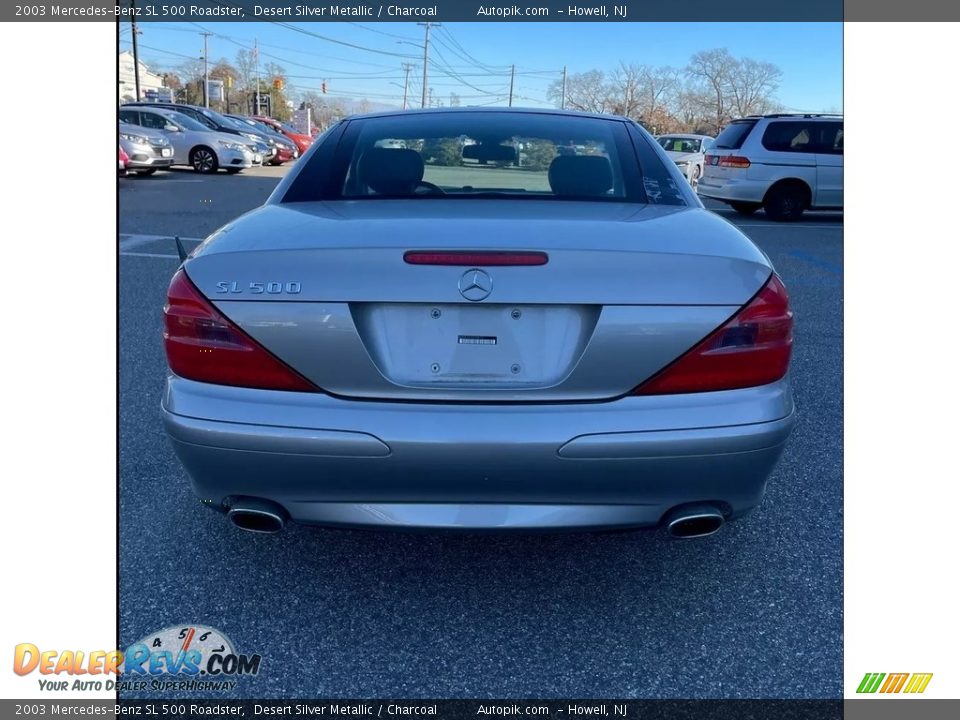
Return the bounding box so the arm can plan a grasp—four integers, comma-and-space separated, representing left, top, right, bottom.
270, 143, 296, 166
119, 146, 130, 176
253, 116, 313, 155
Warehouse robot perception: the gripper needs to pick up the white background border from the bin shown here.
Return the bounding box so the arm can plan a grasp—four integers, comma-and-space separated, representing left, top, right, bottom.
1, 19, 958, 702
1, 21, 117, 700
844, 21, 958, 699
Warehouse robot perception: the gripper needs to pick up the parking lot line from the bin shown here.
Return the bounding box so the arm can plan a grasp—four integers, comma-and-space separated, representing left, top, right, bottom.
121, 252, 180, 259
789, 250, 843, 274
119, 234, 202, 257
731, 222, 843, 230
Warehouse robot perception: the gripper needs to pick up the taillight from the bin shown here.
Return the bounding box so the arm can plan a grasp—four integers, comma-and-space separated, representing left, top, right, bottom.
719, 155, 751, 169
632, 274, 793, 395
163, 269, 317, 392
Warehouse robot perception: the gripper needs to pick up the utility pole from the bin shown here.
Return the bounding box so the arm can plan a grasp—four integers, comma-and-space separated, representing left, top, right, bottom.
200, 31, 213, 108
253, 38, 260, 115
561, 66, 567, 110
417, 22, 439, 109
508, 64, 515, 107
130, 0, 141, 100
401, 62, 414, 110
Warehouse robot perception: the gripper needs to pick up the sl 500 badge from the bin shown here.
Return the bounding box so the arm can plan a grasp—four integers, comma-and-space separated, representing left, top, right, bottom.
216, 281, 302, 295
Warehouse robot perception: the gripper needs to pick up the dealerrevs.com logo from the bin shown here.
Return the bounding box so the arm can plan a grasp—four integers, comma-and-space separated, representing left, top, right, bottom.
856, 672, 933, 694
13, 625, 262, 693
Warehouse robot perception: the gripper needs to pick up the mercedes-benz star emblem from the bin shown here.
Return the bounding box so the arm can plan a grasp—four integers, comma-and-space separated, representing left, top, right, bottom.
458, 268, 493, 302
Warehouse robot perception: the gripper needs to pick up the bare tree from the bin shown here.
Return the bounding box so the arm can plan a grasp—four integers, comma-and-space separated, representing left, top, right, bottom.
728, 58, 783, 118
177, 57, 204, 84
162, 72, 182, 90
608, 63, 644, 118
547, 69, 611, 114
174, 59, 205, 106
551, 50, 782, 135
685, 49, 737, 135
234, 49, 257, 93
300, 93, 346, 130
637, 65, 681, 132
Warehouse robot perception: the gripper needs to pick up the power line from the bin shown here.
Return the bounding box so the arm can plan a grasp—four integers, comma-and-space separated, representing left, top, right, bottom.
439, 26, 510, 72
346, 22, 419, 42
195, 0, 420, 58
135, 43, 201, 62
428, 44, 506, 97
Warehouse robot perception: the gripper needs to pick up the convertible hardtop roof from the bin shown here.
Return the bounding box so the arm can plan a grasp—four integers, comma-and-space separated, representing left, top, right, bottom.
342, 106, 633, 123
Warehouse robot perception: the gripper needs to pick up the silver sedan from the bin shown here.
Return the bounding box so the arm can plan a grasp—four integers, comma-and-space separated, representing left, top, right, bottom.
161, 108, 794, 537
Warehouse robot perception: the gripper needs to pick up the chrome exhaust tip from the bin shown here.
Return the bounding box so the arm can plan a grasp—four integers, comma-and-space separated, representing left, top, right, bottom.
227, 498, 287, 534
665, 504, 725, 539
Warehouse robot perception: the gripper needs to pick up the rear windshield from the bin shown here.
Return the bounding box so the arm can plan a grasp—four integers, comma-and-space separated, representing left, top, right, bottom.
658, 137, 702, 153
713, 120, 757, 150
292, 112, 679, 204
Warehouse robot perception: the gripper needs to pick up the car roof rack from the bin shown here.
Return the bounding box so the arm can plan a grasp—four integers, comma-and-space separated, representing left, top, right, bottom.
760, 112, 844, 118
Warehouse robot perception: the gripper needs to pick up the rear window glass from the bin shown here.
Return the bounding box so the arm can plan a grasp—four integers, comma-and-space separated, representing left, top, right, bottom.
657, 137, 702, 153
820, 122, 843, 154
291, 112, 681, 204
761, 121, 818, 153
713, 121, 757, 150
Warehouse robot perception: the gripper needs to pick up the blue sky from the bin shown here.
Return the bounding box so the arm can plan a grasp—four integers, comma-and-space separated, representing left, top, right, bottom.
122, 22, 842, 111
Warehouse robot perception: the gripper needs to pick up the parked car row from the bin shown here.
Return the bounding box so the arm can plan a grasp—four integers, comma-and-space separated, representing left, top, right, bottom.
696, 113, 843, 221
118, 102, 313, 176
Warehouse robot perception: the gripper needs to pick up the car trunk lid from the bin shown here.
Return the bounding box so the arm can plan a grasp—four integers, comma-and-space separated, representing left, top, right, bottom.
183, 201, 771, 401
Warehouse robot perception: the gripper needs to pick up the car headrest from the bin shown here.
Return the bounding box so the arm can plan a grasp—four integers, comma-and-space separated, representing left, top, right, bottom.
359, 148, 424, 195
548, 155, 614, 197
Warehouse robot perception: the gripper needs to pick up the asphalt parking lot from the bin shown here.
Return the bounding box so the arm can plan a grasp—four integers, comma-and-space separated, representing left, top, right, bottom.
119, 166, 842, 699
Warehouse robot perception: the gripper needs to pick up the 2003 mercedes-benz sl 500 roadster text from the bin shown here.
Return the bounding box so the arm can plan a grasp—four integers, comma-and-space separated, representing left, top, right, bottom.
161, 108, 795, 538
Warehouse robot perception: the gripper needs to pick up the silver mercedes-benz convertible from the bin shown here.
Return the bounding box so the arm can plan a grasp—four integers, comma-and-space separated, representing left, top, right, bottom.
161, 108, 795, 538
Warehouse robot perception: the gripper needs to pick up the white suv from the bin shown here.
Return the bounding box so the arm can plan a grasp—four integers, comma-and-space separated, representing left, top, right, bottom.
697, 114, 843, 221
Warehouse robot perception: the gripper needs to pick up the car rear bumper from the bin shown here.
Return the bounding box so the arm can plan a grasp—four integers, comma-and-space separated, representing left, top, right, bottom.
161, 376, 795, 530
697, 176, 768, 204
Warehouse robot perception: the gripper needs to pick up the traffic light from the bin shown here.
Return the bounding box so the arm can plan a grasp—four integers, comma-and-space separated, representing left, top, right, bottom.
226, 76, 232, 89
273, 77, 284, 91
322, 81, 327, 94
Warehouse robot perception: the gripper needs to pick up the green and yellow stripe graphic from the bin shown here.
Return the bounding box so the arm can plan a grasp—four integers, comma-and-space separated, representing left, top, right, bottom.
857, 672, 933, 694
